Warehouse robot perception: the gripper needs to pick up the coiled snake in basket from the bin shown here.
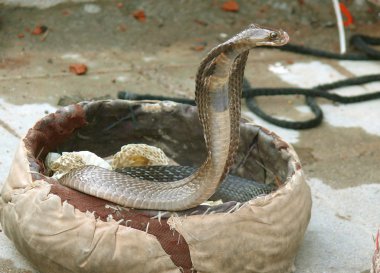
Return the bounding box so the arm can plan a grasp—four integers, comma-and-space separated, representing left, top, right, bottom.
59, 24, 289, 211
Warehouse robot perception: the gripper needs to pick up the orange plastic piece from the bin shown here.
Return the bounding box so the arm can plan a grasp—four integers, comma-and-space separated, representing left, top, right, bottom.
339, 2, 354, 27
221, 1, 239, 12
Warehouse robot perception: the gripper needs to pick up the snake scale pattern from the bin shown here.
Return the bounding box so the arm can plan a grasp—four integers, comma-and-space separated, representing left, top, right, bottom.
59, 24, 289, 211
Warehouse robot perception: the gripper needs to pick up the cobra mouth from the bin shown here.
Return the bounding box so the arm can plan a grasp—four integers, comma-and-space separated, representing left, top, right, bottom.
278, 31, 290, 45
268, 30, 289, 46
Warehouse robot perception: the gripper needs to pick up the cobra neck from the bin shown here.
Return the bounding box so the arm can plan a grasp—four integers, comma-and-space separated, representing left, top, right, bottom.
191, 44, 252, 203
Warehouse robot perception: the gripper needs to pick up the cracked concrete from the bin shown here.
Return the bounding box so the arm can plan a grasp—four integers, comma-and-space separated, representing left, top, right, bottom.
0, 1, 379, 272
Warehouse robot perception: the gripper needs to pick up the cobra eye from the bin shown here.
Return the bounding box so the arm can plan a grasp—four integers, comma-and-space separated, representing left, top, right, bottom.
269, 32, 278, 39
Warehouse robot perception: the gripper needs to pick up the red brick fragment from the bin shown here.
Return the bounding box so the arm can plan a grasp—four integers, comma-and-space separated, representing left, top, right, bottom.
133, 10, 146, 22
31, 25, 48, 35
69, 64, 88, 75
192, 45, 205, 51
118, 24, 127, 32
191, 41, 207, 51
221, 1, 239, 12
193, 19, 208, 26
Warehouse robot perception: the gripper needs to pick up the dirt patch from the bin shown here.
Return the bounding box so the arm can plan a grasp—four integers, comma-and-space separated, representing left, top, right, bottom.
295, 125, 380, 188
0, 57, 30, 70
0, 1, 379, 105
0, 259, 33, 273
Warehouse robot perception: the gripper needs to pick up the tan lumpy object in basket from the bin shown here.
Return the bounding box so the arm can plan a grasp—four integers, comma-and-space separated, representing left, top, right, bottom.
0, 100, 312, 273
112, 143, 169, 168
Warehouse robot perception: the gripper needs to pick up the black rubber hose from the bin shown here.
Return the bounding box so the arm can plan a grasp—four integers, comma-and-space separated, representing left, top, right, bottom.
118, 33, 380, 130
118, 91, 196, 106
243, 74, 380, 129
272, 34, 380, 60
350, 34, 380, 60
245, 95, 323, 130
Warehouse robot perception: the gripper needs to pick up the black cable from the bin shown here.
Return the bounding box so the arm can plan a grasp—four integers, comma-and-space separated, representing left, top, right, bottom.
118, 74, 380, 130
245, 35, 380, 129
243, 74, 380, 129
350, 34, 380, 60
118, 34, 380, 129
245, 93, 323, 130
272, 34, 380, 60
119, 92, 196, 106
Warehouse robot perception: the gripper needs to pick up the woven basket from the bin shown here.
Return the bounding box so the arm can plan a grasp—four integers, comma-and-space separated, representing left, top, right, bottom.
0, 100, 311, 273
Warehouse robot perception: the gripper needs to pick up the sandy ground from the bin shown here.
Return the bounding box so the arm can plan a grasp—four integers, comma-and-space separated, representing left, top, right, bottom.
0, 1, 380, 272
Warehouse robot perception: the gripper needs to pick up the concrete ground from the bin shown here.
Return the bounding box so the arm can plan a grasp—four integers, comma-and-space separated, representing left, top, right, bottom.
0, 1, 379, 272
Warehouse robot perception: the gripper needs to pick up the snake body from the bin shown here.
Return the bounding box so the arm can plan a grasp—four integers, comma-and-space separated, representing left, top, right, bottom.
116, 166, 275, 203
59, 24, 289, 211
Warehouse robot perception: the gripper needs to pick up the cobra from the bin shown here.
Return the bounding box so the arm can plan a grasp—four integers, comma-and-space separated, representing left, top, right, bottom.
59, 24, 289, 211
